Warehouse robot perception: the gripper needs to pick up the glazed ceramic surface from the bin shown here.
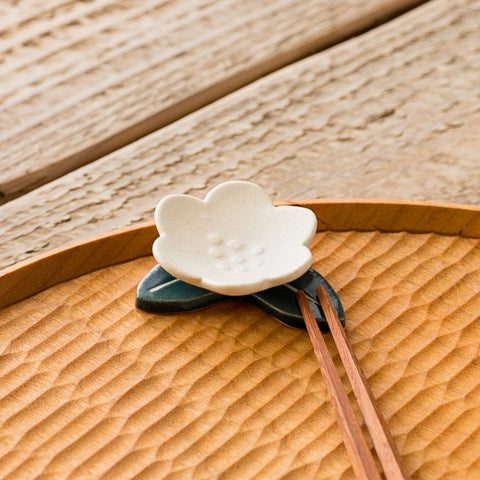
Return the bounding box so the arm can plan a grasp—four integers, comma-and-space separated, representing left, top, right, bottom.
153, 181, 317, 295
136, 265, 345, 330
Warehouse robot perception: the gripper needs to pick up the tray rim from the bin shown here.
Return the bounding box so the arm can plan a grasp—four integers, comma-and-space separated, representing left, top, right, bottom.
2, 198, 480, 310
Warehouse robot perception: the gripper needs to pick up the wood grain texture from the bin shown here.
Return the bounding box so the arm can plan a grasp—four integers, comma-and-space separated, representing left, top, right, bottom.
0, 0, 479, 270
2, 221, 480, 479
0, 0, 416, 200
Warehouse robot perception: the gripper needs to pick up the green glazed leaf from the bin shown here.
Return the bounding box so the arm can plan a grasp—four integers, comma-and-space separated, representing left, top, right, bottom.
136, 265, 344, 331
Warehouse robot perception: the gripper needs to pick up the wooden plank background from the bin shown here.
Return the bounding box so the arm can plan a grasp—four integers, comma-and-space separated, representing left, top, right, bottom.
0, 0, 478, 270
1, 2, 480, 479
0, 0, 423, 201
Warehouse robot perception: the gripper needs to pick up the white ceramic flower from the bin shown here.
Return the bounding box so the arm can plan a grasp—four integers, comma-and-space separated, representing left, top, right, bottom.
153, 181, 317, 295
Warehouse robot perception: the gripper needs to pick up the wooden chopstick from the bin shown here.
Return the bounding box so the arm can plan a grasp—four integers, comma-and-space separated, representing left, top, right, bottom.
296, 291, 382, 480
315, 286, 411, 480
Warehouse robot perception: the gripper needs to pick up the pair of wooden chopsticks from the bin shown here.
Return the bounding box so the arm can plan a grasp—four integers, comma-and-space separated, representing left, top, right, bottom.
297, 288, 410, 480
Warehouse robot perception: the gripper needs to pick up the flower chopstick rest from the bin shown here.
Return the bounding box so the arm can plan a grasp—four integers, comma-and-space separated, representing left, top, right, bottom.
136, 181, 344, 330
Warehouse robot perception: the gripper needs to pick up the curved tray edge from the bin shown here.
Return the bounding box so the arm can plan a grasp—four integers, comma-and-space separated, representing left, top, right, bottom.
1, 199, 480, 310
0, 222, 157, 310
280, 198, 480, 238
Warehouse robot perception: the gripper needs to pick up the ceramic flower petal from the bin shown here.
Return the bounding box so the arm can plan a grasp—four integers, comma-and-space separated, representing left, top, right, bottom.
152, 181, 317, 295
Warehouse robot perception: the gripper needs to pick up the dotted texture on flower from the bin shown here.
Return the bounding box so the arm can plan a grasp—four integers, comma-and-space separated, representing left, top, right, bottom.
153, 181, 317, 295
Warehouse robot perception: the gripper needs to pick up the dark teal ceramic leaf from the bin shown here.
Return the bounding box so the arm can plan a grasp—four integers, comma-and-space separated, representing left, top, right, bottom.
136, 265, 344, 331
135, 265, 224, 313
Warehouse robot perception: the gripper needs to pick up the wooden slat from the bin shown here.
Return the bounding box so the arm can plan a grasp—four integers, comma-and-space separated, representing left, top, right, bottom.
0, 0, 420, 201
0, 0, 479, 270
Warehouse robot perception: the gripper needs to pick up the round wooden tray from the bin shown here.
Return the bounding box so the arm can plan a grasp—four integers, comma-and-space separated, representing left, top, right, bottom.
1, 199, 480, 480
